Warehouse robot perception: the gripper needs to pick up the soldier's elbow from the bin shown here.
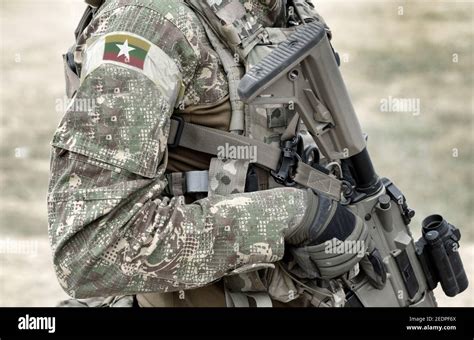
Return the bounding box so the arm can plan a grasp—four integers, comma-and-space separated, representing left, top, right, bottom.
53, 247, 105, 299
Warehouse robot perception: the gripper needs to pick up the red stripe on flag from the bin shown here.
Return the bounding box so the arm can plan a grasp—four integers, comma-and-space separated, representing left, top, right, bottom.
103, 52, 145, 70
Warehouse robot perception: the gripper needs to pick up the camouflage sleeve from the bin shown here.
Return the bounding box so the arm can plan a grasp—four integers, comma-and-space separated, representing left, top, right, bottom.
48, 2, 308, 299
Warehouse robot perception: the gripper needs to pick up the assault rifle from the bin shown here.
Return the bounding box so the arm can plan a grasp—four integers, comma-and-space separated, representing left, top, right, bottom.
238, 20, 468, 307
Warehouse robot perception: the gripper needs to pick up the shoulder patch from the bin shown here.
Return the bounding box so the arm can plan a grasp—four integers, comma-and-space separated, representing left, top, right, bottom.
103, 34, 151, 70
82, 31, 184, 102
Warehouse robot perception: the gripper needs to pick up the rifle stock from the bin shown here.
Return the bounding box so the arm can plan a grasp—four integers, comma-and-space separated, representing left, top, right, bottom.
238, 21, 467, 307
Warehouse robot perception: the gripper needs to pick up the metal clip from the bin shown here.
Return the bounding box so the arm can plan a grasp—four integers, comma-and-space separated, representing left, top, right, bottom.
168, 116, 185, 149
271, 137, 300, 186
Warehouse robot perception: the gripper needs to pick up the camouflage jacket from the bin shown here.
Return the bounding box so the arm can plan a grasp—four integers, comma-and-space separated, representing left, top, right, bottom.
48, 0, 309, 299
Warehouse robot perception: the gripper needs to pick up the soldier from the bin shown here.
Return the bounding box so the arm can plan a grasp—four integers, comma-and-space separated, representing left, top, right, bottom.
48, 0, 383, 307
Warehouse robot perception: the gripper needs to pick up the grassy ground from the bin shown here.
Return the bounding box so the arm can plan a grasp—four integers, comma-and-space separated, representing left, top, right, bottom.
0, 0, 472, 306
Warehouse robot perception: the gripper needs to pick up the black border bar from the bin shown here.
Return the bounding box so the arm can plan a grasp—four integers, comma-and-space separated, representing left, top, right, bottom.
0, 307, 473, 339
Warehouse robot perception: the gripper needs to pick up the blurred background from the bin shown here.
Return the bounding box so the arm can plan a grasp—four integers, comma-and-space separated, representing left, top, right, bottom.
0, 0, 472, 306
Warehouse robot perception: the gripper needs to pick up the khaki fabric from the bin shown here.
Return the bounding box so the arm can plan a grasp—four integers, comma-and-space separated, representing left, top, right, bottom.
137, 282, 227, 307
137, 282, 312, 307
167, 96, 231, 173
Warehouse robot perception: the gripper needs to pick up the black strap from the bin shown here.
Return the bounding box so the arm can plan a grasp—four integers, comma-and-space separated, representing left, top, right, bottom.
74, 1, 105, 40
85, 0, 105, 7
75, 6, 94, 40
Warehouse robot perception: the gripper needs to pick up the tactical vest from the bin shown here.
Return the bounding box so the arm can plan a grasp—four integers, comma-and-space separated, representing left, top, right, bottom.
64, 0, 342, 308
178, 0, 334, 307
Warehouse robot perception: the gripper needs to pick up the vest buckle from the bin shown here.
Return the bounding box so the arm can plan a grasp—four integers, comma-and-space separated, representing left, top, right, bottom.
271, 136, 300, 187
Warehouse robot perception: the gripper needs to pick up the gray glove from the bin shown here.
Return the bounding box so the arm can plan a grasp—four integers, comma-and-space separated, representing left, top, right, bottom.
284, 190, 387, 289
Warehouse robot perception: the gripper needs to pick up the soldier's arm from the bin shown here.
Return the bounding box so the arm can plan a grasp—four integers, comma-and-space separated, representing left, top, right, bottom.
48, 4, 309, 298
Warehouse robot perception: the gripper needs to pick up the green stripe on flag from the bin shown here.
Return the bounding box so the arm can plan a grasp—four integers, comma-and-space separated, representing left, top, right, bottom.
104, 43, 148, 60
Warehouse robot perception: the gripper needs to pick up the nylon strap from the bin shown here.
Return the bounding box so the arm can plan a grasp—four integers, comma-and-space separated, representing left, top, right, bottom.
168, 119, 342, 200
165, 171, 210, 196
185, 171, 209, 193
224, 288, 273, 308
224, 289, 249, 308
170, 172, 185, 196
247, 293, 273, 308
198, 20, 245, 134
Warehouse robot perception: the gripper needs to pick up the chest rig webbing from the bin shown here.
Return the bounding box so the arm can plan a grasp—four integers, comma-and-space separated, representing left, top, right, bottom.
176, 0, 345, 307
172, 0, 342, 201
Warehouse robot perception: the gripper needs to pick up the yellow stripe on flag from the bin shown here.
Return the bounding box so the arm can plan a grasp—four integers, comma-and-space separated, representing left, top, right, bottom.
105, 34, 151, 51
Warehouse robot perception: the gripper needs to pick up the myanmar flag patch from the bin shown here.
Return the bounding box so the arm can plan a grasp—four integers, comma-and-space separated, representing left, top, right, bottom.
103, 34, 151, 70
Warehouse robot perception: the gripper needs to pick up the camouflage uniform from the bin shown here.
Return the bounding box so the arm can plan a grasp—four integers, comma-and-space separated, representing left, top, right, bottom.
48, 0, 316, 306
